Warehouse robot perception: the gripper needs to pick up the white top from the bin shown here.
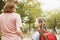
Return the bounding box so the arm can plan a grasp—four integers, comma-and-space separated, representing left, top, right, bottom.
32, 31, 40, 40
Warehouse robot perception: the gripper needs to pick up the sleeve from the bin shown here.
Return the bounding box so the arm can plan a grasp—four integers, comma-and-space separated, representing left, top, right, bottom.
16, 14, 22, 28
32, 32, 39, 40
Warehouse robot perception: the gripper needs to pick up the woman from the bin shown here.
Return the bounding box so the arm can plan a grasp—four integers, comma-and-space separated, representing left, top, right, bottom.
0, 2, 23, 40
32, 17, 47, 40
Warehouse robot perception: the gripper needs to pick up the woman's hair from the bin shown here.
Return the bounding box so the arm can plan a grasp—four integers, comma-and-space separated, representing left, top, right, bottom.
6, 0, 19, 5
3, 2, 17, 13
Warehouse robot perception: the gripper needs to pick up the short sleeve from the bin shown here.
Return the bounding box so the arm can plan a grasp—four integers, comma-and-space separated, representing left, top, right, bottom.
16, 14, 22, 28
32, 32, 39, 40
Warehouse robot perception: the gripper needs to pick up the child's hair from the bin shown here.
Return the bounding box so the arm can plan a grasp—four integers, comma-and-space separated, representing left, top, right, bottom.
36, 17, 46, 29
36, 17, 47, 40
3, 2, 17, 13
36, 17, 45, 23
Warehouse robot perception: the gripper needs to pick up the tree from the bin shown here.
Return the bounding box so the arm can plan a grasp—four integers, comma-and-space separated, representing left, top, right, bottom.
0, 0, 5, 14
16, 0, 42, 33
43, 8, 60, 33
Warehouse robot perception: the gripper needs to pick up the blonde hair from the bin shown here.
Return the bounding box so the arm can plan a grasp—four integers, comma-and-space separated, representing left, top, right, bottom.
3, 2, 17, 13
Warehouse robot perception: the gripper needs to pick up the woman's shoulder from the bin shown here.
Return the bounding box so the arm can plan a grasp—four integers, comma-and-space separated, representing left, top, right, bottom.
13, 13, 20, 16
13, 13, 21, 19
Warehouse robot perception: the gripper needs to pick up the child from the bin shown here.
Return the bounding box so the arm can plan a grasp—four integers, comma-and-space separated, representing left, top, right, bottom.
32, 17, 46, 40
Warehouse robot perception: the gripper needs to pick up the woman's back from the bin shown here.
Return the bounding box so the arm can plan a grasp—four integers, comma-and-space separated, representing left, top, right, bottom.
0, 13, 22, 40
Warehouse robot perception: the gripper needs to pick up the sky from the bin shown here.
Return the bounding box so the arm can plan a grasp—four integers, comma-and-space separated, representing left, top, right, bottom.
18, 0, 60, 11
38, 0, 60, 11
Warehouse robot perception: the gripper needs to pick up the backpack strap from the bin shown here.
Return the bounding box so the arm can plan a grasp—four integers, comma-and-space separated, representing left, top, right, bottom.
39, 23, 47, 40
39, 30, 47, 40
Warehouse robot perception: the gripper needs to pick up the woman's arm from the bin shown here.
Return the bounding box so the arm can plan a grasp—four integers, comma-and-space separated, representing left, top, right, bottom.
16, 27, 24, 39
16, 14, 24, 39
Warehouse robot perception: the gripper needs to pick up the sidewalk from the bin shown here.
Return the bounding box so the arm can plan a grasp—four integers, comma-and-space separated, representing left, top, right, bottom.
23, 34, 60, 40
23, 29, 60, 40
23, 35, 31, 40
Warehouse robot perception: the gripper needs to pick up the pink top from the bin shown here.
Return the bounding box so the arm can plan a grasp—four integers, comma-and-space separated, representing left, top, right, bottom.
0, 13, 22, 40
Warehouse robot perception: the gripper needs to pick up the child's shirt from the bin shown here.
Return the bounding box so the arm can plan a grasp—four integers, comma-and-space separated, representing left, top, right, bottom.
32, 31, 40, 40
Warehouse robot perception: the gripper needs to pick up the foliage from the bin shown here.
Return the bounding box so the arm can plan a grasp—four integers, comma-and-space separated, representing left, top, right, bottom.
16, 0, 42, 23
0, 0, 5, 14
16, 0, 42, 32
43, 9, 60, 29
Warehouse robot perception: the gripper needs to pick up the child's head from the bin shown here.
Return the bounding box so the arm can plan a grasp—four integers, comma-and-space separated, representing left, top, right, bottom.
35, 17, 45, 28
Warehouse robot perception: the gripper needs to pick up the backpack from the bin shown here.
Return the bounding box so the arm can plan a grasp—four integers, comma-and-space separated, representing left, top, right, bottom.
39, 24, 57, 40
40, 31, 57, 40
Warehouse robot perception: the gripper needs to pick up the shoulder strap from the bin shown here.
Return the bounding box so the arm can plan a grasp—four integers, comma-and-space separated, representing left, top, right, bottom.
39, 24, 47, 40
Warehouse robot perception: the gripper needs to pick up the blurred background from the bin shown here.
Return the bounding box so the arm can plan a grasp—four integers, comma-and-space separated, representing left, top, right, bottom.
0, 0, 60, 40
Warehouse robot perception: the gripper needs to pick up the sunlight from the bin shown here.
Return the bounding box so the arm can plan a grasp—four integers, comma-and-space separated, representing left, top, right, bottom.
38, 0, 60, 11
18, 0, 60, 11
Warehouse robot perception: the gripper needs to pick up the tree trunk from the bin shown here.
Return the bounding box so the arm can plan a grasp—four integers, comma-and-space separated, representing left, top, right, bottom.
53, 18, 57, 33
29, 22, 31, 34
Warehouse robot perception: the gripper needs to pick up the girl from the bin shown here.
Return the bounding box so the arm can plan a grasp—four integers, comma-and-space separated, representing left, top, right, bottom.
0, 2, 23, 40
32, 17, 47, 40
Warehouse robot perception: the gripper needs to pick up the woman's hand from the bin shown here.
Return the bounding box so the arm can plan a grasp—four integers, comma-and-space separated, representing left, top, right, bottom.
21, 34, 24, 40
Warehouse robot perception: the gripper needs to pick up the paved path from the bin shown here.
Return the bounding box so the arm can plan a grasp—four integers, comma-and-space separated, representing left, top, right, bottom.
23, 34, 60, 40
23, 29, 60, 40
